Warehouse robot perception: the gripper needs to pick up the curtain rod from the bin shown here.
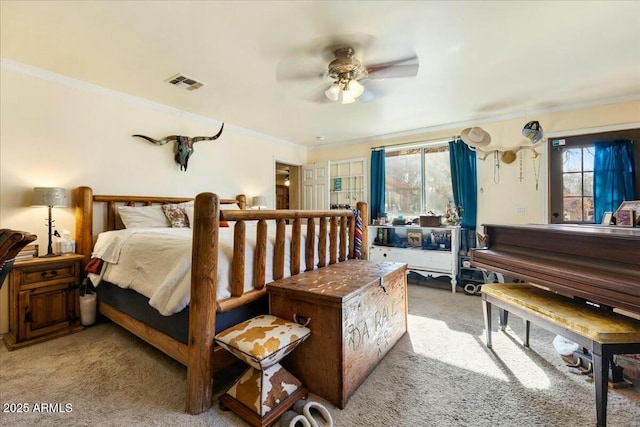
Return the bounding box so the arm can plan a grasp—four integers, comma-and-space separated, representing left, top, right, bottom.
371, 135, 460, 150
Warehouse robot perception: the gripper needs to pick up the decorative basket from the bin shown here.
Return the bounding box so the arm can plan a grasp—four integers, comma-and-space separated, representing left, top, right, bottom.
420, 215, 441, 227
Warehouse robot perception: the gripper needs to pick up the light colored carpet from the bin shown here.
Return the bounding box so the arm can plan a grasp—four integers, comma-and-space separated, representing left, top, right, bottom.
1, 284, 639, 426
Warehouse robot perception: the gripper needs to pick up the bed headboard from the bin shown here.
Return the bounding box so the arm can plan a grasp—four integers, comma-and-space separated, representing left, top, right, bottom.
74, 186, 246, 263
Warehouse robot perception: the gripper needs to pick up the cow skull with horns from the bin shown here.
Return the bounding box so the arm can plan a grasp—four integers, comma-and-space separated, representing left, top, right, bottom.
133, 123, 224, 171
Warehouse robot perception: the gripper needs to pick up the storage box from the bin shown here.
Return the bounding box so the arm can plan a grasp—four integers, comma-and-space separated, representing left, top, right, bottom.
420, 215, 441, 227
615, 354, 640, 384
267, 260, 408, 408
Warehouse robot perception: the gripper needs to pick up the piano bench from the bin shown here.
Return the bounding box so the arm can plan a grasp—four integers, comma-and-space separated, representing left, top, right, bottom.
481, 283, 640, 427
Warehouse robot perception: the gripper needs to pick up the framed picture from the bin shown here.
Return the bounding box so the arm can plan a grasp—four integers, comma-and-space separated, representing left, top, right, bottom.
333, 178, 342, 191
614, 200, 640, 226
615, 209, 635, 227
601, 211, 613, 225
407, 231, 422, 247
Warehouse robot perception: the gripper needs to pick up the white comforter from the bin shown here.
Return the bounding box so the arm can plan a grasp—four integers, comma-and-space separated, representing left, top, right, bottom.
89, 225, 334, 316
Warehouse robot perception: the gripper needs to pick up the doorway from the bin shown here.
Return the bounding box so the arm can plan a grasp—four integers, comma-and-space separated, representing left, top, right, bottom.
275, 162, 301, 209
548, 128, 640, 224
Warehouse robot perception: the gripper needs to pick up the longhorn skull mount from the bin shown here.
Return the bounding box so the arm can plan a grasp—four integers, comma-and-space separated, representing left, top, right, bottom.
133, 123, 224, 171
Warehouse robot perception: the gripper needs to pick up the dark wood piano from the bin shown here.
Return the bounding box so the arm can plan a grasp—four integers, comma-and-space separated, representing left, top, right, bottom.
471, 223, 640, 427
471, 223, 640, 316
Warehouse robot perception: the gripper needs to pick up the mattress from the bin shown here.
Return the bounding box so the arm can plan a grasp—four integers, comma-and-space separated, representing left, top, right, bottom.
95, 280, 268, 344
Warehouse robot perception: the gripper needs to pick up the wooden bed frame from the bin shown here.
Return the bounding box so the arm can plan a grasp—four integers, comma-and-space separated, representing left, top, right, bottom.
74, 186, 368, 414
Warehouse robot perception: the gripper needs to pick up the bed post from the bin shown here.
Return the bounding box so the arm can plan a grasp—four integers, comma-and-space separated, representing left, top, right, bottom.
357, 202, 368, 260
75, 186, 94, 269
236, 194, 246, 210
186, 192, 220, 414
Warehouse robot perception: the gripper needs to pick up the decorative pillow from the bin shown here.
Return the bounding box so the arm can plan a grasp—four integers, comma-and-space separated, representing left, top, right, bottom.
214, 315, 311, 370
118, 205, 170, 228
162, 203, 190, 228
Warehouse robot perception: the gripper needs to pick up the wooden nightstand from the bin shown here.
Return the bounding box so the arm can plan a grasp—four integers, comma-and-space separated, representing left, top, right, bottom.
3, 254, 84, 350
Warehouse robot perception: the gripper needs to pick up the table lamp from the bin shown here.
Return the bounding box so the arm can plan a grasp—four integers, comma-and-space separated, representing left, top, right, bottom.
251, 196, 267, 210
32, 187, 67, 257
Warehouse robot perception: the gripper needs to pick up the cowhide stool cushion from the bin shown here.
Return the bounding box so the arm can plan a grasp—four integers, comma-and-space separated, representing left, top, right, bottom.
215, 315, 311, 427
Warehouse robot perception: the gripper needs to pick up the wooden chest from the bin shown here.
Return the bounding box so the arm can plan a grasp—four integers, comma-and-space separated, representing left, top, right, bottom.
267, 259, 408, 408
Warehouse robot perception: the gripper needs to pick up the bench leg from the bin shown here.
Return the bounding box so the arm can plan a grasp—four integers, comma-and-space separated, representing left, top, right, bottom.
482, 296, 492, 348
592, 343, 610, 427
523, 319, 530, 348
498, 308, 509, 330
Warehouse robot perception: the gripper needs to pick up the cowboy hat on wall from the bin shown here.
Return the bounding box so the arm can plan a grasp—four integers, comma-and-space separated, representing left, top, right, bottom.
460, 127, 491, 149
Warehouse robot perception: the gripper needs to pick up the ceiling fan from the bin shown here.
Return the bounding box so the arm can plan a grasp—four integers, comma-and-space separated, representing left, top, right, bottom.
277, 36, 419, 104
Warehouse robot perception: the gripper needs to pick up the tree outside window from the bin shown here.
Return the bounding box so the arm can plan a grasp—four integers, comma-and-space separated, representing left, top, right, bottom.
384, 145, 453, 218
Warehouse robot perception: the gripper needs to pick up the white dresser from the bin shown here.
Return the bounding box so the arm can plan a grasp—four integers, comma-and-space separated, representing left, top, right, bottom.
368, 225, 460, 293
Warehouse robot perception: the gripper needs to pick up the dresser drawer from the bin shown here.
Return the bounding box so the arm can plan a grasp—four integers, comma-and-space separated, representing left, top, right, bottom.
15, 259, 79, 288
370, 246, 451, 273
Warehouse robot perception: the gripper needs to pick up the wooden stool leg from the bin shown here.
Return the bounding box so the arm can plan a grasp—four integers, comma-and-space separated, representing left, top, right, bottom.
482, 296, 492, 348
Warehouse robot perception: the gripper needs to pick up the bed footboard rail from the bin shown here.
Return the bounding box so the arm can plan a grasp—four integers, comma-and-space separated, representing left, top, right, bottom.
214, 204, 368, 313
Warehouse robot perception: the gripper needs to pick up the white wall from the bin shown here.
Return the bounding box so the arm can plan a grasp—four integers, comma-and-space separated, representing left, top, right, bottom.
0, 63, 307, 332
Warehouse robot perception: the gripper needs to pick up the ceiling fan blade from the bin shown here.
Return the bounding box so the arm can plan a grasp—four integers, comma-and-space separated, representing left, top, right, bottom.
276, 67, 327, 82
298, 83, 335, 104
367, 59, 419, 79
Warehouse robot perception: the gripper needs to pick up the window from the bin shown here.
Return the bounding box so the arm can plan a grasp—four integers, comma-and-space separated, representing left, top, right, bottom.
561, 146, 594, 222
385, 144, 453, 217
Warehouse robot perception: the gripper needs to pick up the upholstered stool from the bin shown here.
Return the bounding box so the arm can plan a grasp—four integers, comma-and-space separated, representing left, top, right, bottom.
215, 315, 311, 427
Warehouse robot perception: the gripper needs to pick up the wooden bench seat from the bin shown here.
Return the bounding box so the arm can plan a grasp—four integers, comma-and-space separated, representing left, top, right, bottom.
481, 283, 640, 427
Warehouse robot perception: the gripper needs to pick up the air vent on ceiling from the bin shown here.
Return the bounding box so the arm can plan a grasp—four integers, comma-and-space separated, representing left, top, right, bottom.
166, 73, 204, 91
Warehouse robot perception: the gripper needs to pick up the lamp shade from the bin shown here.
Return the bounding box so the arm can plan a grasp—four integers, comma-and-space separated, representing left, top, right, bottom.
341, 89, 355, 104
32, 187, 67, 207
324, 83, 341, 102
251, 196, 267, 209
348, 79, 365, 98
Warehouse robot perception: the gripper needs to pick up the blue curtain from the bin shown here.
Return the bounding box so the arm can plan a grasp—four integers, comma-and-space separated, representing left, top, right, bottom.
448, 140, 477, 229
593, 139, 636, 223
370, 149, 386, 221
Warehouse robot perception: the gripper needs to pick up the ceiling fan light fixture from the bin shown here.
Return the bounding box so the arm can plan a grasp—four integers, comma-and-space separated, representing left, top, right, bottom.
341, 89, 356, 104
324, 83, 341, 101
348, 79, 365, 98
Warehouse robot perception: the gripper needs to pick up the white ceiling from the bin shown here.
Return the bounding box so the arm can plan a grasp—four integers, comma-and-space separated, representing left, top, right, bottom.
2, 1, 639, 148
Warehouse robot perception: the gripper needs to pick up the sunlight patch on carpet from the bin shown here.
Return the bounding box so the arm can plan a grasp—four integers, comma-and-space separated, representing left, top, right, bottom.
407, 314, 551, 389
407, 314, 508, 381
489, 326, 551, 390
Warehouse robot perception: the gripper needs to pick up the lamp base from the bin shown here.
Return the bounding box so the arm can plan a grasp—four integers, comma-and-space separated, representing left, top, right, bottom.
40, 253, 61, 258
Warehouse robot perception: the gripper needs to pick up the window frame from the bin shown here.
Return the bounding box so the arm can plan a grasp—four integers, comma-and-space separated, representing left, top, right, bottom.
384, 141, 453, 218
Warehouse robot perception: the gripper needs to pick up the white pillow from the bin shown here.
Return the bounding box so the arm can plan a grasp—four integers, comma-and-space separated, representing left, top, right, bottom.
184, 204, 194, 228
220, 203, 240, 210
118, 205, 171, 228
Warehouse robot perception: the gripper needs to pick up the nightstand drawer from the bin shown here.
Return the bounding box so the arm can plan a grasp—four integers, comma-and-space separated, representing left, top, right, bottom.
17, 261, 79, 288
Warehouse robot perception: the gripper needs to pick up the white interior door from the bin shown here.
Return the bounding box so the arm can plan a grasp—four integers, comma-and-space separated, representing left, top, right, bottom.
302, 161, 329, 210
